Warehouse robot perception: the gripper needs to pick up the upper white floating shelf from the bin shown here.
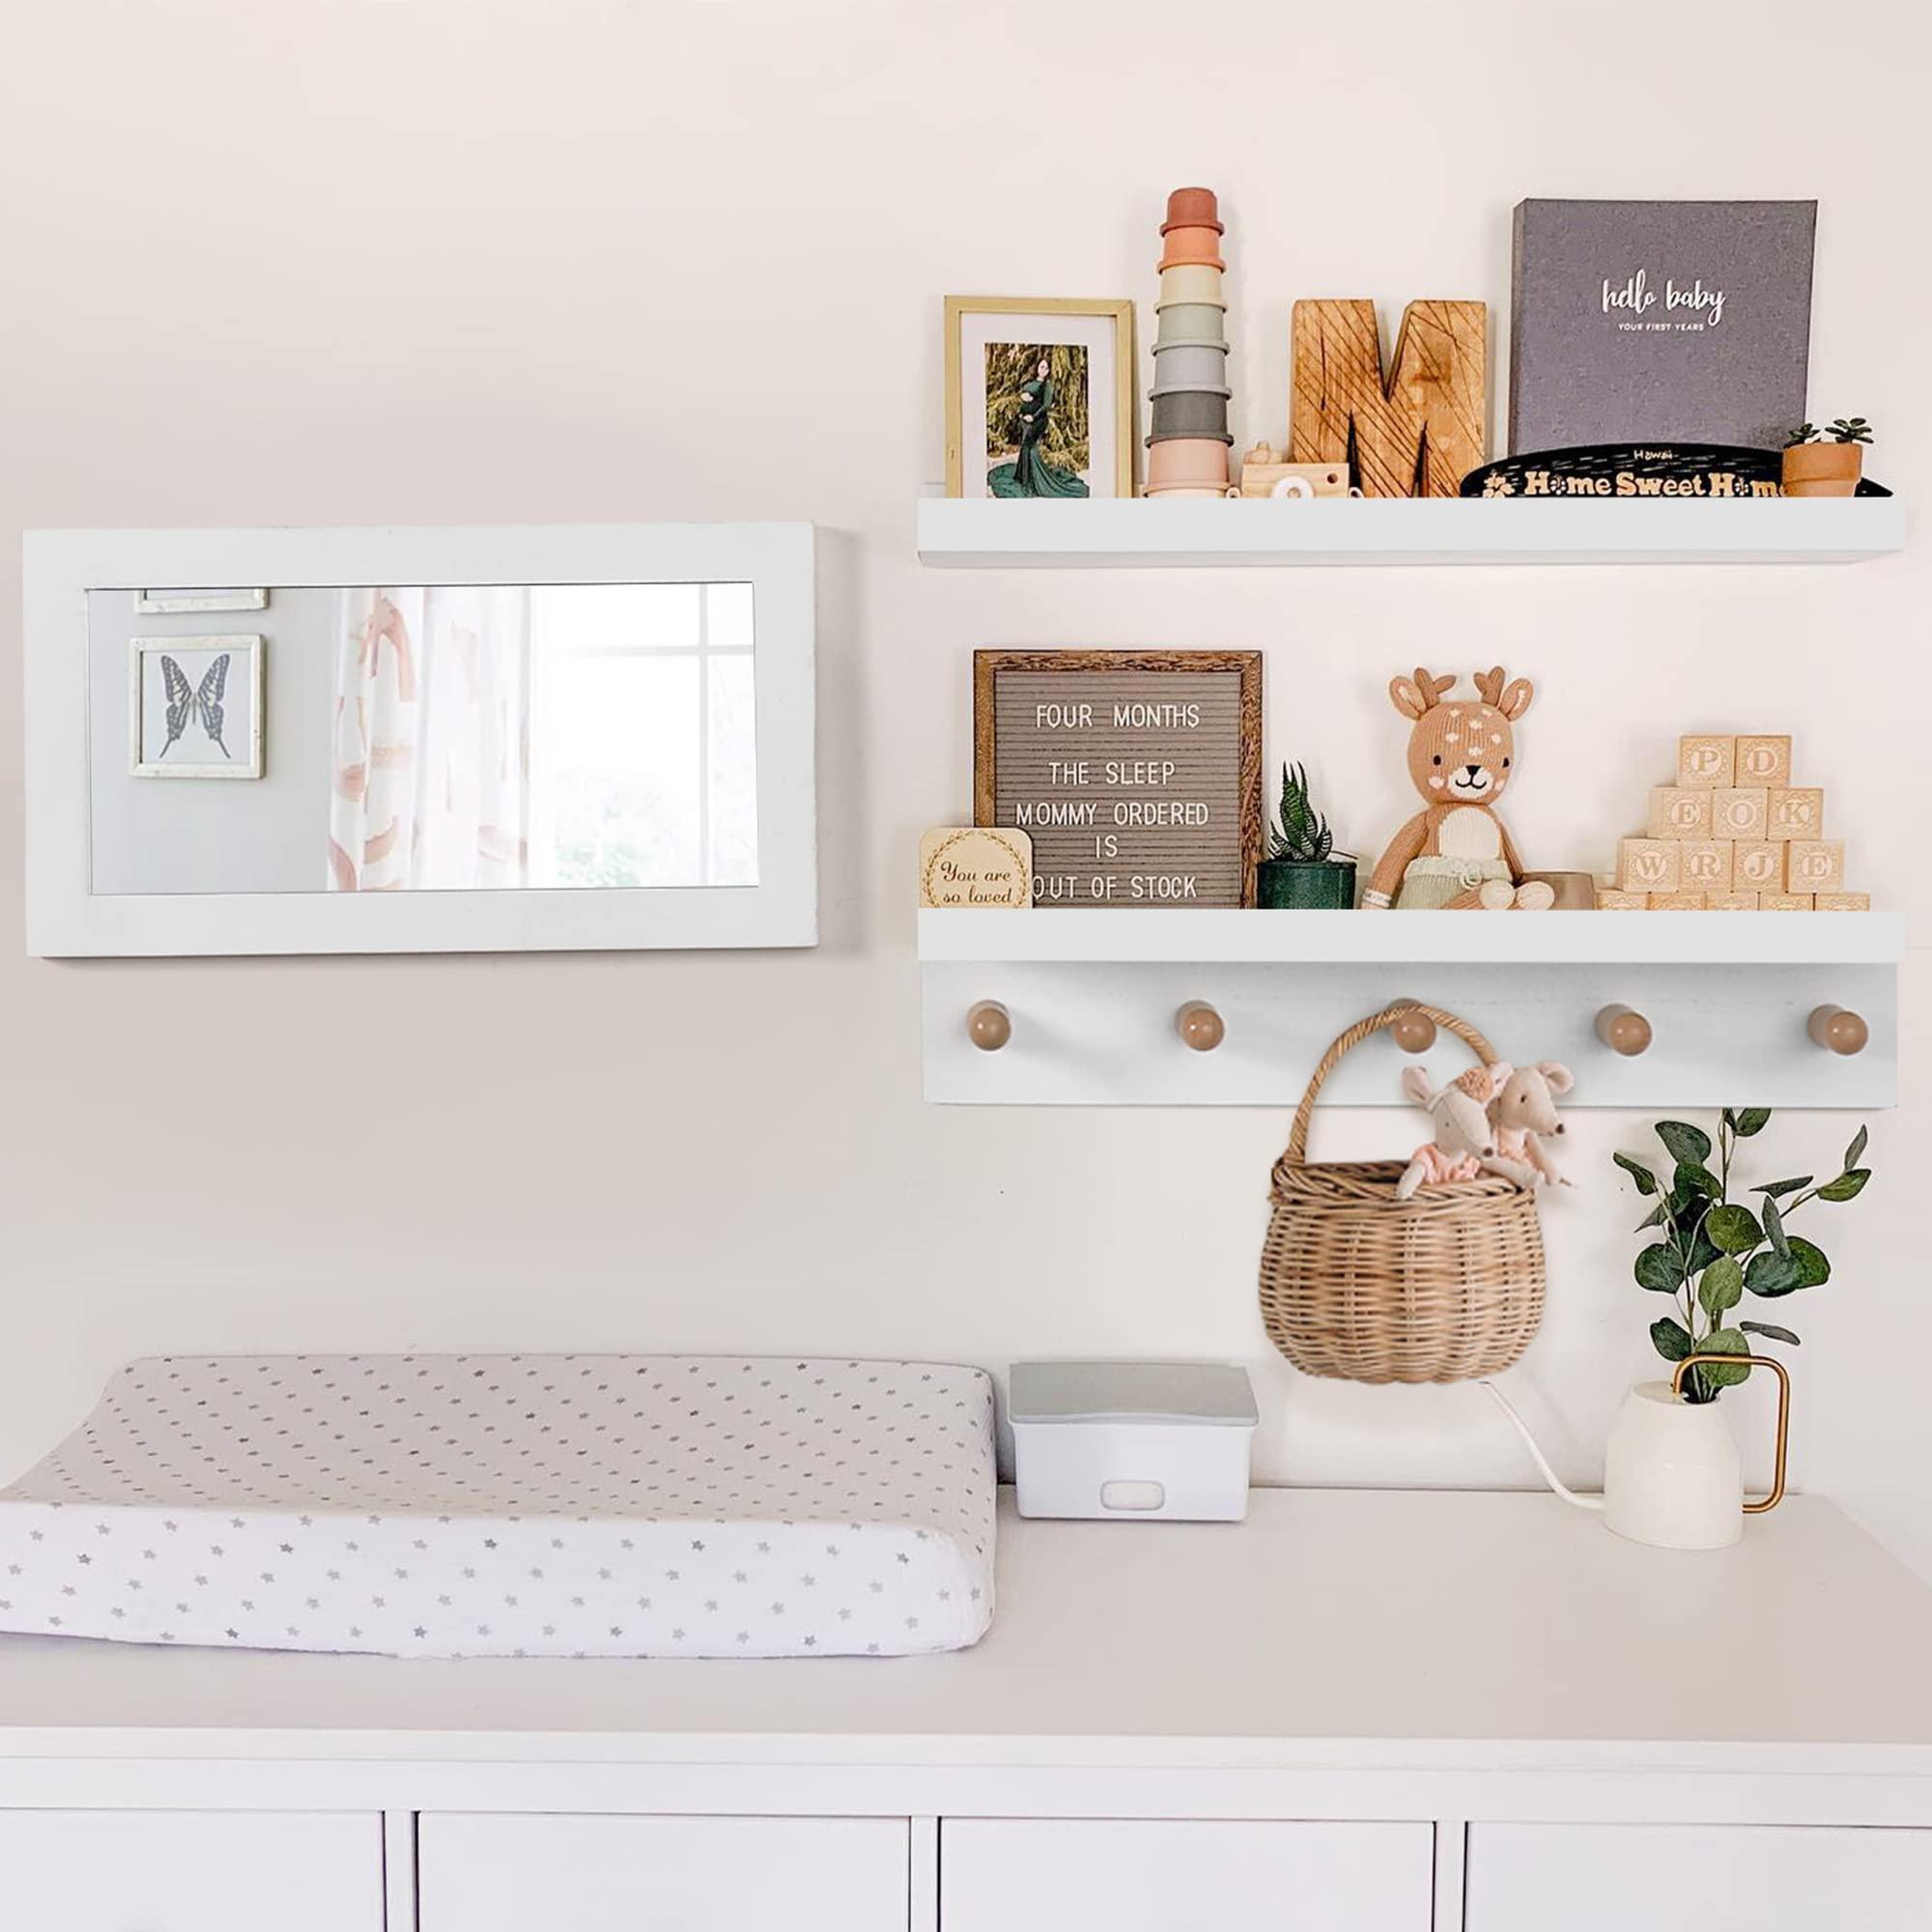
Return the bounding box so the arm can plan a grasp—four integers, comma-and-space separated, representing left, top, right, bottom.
916, 496, 1907, 568
918, 907, 1905, 967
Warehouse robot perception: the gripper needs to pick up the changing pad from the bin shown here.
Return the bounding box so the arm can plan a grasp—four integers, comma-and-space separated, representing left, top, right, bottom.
0, 1353, 996, 1659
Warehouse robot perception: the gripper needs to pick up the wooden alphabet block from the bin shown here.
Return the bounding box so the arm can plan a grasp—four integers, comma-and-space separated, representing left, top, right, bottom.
1713, 788, 1768, 840
1814, 892, 1871, 911
1768, 787, 1825, 839
1678, 735, 1735, 788
1733, 840, 1786, 892
1596, 888, 1649, 910
1706, 892, 1760, 910
1735, 735, 1792, 788
1290, 298, 1486, 497
1647, 787, 1714, 838
1760, 893, 1815, 911
1650, 892, 1706, 910
1677, 839, 1733, 892
1784, 839, 1845, 893
1618, 838, 1680, 894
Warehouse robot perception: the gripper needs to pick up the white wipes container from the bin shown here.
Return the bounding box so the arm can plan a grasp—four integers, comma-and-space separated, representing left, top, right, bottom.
1008, 1361, 1257, 1521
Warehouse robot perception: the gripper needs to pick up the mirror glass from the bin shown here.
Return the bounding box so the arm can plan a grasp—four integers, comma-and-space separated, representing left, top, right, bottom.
87, 582, 759, 895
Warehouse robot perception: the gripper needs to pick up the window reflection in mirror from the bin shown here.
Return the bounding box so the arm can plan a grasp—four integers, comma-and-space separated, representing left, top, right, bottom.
87, 582, 759, 895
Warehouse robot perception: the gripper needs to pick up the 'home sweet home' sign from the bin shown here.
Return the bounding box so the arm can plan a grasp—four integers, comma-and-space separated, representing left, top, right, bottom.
973, 650, 1262, 907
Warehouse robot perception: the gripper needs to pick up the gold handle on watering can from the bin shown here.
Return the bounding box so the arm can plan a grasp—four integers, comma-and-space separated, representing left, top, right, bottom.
1671, 1352, 1792, 1515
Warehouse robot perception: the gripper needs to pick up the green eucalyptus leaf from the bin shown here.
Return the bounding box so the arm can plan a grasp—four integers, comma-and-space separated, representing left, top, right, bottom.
1761, 1194, 1790, 1258
1675, 1162, 1722, 1200
1689, 1326, 1752, 1394
1698, 1256, 1745, 1317
1751, 1177, 1812, 1199
1705, 1204, 1763, 1254
1613, 1151, 1662, 1197
1730, 1108, 1772, 1137
1634, 1203, 1668, 1232
1685, 1224, 1722, 1278
1817, 1169, 1870, 1203
1746, 1249, 1806, 1297
1844, 1124, 1868, 1171
1656, 1121, 1714, 1167
1741, 1320, 1802, 1347
1786, 1236, 1831, 1287
1650, 1316, 1692, 1362
1634, 1244, 1686, 1293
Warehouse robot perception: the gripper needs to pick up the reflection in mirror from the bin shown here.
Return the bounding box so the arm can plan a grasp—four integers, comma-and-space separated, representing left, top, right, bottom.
87, 582, 758, 895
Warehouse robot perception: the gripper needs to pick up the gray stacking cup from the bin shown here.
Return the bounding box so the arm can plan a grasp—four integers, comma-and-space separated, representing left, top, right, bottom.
1151, 341, 1230, 389
1154, 300, 1227, 345
1149, 388, 1232, 441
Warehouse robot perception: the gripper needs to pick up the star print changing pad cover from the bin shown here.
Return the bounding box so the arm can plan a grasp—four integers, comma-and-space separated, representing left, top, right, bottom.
0, 1354, 997, 1659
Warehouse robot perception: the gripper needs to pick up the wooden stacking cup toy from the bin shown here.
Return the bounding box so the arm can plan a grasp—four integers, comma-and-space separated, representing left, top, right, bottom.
1149, 390, 1232, 441
1145, 437, 1233, 490
1161, 185, 1223, 235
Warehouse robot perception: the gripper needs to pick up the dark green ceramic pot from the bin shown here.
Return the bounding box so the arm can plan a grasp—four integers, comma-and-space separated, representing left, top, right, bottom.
1257, 858, 1356, 909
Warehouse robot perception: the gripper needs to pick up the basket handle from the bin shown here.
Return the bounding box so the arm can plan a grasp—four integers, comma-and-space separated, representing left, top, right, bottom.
1281, 1003, 1501, 1167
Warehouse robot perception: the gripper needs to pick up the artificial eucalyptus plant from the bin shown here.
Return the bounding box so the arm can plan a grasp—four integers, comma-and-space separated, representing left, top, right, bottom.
1613, 1109, 1872, 1404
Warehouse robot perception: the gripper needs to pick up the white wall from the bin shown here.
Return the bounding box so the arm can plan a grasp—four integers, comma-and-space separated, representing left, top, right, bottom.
2, 0, 1928, 1577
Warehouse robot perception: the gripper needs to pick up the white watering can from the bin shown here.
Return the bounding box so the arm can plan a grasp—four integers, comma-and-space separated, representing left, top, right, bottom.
1484, 1352, 1791, 1550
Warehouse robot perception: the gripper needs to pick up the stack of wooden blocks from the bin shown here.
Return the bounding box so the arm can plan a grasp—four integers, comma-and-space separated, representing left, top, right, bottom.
1600, 735, 1869, 911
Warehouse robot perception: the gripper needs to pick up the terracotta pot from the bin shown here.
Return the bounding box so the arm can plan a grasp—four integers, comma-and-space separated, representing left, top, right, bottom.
1154, 301, 1228, 346
1149, 389, 1232, 441
1145, 438, 1233, 489
1157, 263, 1224, 308
1161, 185, 1223, 236
1781, 441, 1862, 497
1151, 341, 1230, 388
1157, 225, 1225, 272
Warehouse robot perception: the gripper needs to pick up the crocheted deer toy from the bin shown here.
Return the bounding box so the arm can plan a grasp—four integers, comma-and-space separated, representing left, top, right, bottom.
1363, 667, 1553, 912
1397, 1062, 1514, 1200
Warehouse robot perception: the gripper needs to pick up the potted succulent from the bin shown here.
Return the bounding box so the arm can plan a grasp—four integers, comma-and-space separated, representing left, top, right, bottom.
1257, 762, 1355, 908
1613, 1107, 1872, 1403
1781, 418, 1872, 497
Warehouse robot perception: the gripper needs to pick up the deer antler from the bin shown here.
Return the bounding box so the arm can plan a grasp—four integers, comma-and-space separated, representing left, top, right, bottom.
1413, 668, 1457, 709
1472, 666, 1507, 707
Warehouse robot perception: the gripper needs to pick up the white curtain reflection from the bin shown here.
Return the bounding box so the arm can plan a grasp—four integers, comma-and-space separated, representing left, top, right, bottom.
327, 587, 531, 891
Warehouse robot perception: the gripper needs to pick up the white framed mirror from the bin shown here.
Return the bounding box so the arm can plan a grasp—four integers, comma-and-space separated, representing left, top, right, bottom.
24, 524, 817, 956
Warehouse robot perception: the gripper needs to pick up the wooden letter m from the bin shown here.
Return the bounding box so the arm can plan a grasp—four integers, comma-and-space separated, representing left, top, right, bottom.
1290, 299, 1487, 497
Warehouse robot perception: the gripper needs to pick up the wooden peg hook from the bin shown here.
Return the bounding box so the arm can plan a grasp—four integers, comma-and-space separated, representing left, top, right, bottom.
966, 1001, 1011, 1052
1176, 1001, 1225, 1052
1388, 1003, 1436, 1054
1595, 1004, 1654, 1057
1808, 1005, 1868, 1056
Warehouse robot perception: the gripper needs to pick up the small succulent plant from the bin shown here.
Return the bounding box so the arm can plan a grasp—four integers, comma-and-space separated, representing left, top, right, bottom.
1269, 762, 1342, 864
1827, 416, 1873, 445
1783, 423, 1819, 447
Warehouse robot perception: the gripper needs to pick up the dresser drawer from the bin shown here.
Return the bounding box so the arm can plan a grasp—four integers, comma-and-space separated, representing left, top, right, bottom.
417, 1812, 909, 1932
1467, 1823, 1932, 1932
942, 1818, 1434, 1931
0, 1809, 384, 1932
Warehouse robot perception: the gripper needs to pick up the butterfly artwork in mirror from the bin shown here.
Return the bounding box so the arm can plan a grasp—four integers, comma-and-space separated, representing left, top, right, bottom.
129, 634, 263, 779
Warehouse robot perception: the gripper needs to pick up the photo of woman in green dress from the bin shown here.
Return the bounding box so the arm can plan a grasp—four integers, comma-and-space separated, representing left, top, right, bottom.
985, 344, 1090, 498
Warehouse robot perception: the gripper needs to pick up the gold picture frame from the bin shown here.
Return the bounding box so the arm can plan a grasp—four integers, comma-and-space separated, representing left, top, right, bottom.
945, 296, 1137, 499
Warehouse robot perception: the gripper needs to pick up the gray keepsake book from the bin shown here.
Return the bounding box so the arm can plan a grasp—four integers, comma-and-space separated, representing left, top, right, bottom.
1509, 199, 1816, 454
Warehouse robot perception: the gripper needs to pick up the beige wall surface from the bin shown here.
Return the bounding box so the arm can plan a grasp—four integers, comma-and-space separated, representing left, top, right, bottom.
2, 1, 1927, 1575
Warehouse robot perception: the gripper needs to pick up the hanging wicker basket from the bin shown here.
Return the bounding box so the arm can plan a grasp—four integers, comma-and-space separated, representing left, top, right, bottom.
1259, 1003, 1546, 1384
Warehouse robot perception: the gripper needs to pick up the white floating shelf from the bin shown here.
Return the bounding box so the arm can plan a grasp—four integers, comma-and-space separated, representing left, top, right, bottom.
919, 911, 1900, 1108
919, 908, 1903, 967
917, 496, 1907, 569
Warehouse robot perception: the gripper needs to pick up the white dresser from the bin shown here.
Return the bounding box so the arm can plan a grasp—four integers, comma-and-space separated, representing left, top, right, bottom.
4, 1489, 1929, 1931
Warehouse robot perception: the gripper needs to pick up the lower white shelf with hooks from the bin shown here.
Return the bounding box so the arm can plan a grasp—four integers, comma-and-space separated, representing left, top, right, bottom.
918, 912, 1901, 1108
